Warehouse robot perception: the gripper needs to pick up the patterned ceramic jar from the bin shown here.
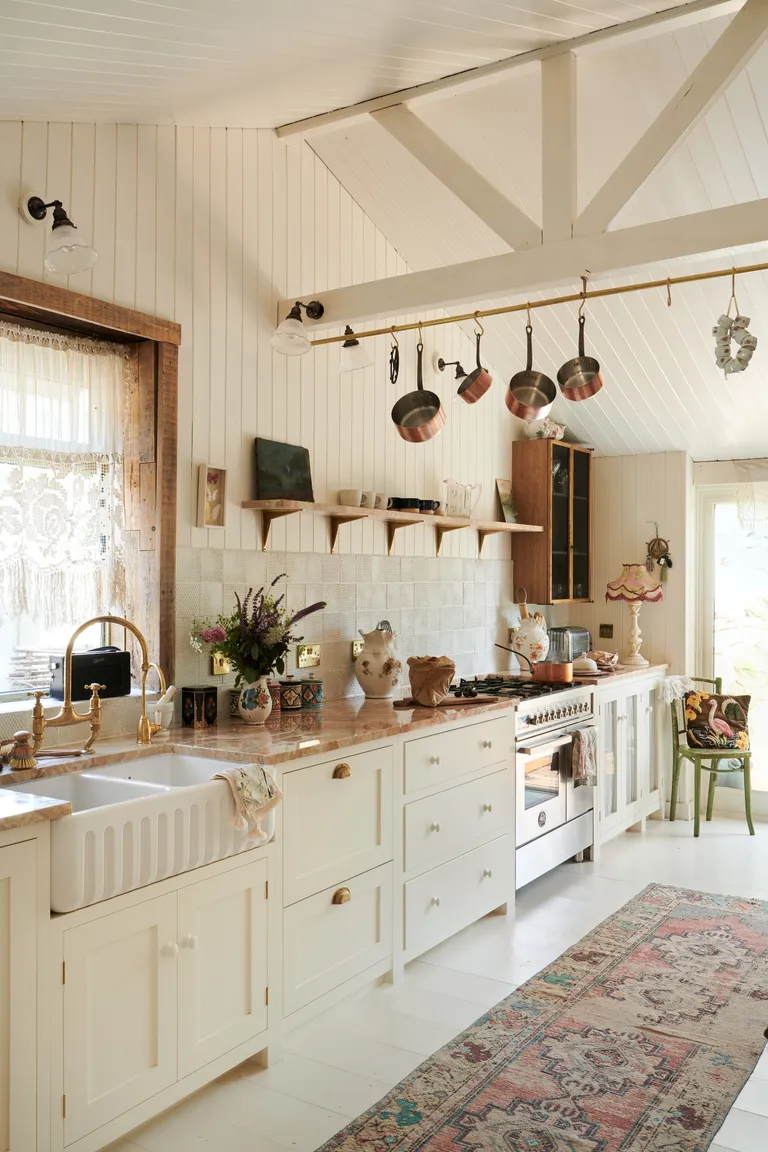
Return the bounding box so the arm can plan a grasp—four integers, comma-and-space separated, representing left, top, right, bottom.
229, 689, 241, 718
268, 680, 282, 711
301, 676, 323, 709
279, 676, 302, 711
182, 686, 218, 728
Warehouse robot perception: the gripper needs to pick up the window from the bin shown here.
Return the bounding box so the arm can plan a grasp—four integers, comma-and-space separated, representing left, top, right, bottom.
0, 322, 127, 696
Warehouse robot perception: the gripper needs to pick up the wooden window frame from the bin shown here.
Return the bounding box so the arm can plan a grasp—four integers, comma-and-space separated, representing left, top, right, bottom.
0, 270, 181, 684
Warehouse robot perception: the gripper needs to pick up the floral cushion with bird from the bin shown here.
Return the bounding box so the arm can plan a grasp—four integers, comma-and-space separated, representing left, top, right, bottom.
684, 691, 750, 750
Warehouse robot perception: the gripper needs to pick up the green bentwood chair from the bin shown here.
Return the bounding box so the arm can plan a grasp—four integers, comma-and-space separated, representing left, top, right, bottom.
669, 676, 754, 837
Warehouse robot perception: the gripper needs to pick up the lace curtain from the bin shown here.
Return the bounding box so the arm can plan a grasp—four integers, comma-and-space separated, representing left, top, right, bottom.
0, 322, 128, 628
735, 461, 768, 537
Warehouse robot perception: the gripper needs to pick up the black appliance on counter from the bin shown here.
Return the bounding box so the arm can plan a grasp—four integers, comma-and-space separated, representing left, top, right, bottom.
49, 646, 131, 701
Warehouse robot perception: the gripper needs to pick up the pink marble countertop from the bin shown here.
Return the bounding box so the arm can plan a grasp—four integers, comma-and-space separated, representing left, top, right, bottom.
572, 662, 669, 685
0, 789, 71, 832
0, 695, 521, 790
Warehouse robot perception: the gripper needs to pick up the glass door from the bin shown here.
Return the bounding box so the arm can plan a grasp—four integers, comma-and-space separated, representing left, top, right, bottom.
572, 449, 590, 599
625, 692, 638, 805
600, 697, 619, 822
551, 443, 571, 601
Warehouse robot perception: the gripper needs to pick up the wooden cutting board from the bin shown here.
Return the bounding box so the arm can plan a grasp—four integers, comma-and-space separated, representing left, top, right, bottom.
393, 694, 499, 710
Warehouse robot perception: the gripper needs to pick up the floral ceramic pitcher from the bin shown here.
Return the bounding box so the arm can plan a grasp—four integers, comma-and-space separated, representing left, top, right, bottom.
508, 589, 549, 669
354, 621, 402, 699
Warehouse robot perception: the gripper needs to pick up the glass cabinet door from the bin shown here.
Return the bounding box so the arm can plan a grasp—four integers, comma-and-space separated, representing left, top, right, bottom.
572, 450, 590, 599
625, 693, 638, 805
551, 444, 571, 600
643, 689, 658, 795
600, 698, 619, 821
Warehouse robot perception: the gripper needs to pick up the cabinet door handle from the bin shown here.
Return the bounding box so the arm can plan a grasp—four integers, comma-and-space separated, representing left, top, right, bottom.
160, 942, 179, 958
429, 755, 441, 765
430, 896, 441, 907
482, 803, 493, 813
483, 869, 493, 879
333, 763, 351, 779
332, 887, 351, 905
482, 740, 493, 749
180, 935, 198, 950
430, 822, 441, 832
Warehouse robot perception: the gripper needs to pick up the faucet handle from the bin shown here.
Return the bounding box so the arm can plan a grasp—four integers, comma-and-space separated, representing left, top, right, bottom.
85, 683, 106, 695
27, 689, 49, 701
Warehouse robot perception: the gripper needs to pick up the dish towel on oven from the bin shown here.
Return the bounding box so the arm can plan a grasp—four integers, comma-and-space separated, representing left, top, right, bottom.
571, 728, 597, 788
212, 764, 282, 843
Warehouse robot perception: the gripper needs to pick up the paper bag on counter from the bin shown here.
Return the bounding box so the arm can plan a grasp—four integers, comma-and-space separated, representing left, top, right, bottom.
407, 656, 456, 707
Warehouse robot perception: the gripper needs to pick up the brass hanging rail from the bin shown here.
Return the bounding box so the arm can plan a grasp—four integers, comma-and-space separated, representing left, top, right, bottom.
309, 258, 768, 346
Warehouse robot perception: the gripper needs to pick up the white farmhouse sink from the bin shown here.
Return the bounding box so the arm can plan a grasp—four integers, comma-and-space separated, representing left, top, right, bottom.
10, 754, 276, 913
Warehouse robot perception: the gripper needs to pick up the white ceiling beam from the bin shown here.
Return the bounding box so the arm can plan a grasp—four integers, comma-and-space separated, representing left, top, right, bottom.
371, 105, 541, 251
576, 0, 768, 236
281, 198, 768, 327
541, 52, 576, 243
276, 0, 742, 139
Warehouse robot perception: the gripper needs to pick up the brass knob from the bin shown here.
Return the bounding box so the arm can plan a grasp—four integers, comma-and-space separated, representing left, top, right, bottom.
332, 887, 351, 905
483, 803, 493, 813
429, 756, 440, 765
430, 822, 441, 832
333, 763, 351, 779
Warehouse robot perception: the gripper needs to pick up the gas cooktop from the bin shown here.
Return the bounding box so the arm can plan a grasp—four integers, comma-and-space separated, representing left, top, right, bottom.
452, 676, 576, 700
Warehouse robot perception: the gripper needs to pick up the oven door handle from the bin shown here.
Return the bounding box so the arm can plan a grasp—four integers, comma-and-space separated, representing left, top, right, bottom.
517, 733, 573, 757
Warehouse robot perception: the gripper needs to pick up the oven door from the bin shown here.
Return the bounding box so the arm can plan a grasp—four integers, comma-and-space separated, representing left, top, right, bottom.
516, 732, 571, 848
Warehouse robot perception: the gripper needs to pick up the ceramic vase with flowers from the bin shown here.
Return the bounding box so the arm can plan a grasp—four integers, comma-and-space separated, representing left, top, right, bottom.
190, 576, 326, 725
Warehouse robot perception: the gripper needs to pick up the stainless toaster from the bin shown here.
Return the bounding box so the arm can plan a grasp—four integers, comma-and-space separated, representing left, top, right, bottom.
547, 626, 591, 662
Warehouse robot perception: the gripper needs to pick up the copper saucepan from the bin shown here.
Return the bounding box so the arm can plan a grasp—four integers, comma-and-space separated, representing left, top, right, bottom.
557, 312, 603, 402
457, 324, 492, 405
495, 643, 573, 683
392, 338, 446, 443
506, 319, 556, 420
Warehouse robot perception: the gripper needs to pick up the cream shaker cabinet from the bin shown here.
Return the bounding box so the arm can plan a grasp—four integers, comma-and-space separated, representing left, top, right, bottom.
0, 839, 38, 1152
61, 858, 268, 1146
598, 673, 663, 843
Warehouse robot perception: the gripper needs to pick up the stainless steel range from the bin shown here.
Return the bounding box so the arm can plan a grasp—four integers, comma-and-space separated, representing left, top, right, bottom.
452, 677, 597, 889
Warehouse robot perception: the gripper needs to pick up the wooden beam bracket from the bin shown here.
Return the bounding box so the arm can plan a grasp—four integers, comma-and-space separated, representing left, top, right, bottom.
261, 509, 301, 551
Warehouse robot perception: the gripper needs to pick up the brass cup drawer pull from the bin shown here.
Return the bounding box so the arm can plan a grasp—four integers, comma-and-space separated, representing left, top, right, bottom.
333, 763, 352, 779
332, 887, 351, 905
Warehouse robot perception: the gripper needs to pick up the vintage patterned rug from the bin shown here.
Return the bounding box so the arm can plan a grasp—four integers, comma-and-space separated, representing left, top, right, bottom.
322, 884, 768, 1152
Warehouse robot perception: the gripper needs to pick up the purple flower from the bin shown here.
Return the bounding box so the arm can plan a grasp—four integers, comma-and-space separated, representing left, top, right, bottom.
200, 626, 227, 644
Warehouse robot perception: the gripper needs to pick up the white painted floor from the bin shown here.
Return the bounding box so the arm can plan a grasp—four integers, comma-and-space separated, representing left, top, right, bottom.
109, 817, 768, 1152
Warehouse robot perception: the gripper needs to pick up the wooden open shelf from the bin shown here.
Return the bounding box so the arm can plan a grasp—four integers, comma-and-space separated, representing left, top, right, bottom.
241, 499, 543, 556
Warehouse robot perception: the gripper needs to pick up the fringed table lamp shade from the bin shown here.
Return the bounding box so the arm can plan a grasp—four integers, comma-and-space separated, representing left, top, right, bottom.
605, 563, 663, 667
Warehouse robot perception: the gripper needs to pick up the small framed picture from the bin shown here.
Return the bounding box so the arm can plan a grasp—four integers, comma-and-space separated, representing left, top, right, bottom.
197, 465, 227, 528
495, 479, 518, 524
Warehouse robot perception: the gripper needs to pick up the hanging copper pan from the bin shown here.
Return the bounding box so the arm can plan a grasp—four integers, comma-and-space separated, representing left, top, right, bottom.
457, 321, 492, 404
506, 314, 556, 420
391, 336, 446, 442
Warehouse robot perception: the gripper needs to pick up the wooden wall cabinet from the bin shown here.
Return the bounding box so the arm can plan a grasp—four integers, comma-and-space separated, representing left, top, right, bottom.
510, 439, 593, 605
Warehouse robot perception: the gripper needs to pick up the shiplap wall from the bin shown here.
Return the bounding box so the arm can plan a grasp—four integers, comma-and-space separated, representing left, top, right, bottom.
0, 121, 516, 561
548, 451, 692, 673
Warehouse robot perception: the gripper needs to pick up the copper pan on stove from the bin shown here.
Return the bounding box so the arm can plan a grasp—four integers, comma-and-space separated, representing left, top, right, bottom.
495, 643, 573, 683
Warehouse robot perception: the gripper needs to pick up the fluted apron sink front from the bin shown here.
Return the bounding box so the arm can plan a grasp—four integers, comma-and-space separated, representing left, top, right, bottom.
12, 754, 275, 912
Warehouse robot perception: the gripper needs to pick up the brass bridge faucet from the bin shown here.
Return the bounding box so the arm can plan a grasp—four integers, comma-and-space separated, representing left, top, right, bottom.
26, 614, 167, 758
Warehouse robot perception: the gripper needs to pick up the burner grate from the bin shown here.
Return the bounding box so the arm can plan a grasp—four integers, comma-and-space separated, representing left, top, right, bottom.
453, 676, 574, 701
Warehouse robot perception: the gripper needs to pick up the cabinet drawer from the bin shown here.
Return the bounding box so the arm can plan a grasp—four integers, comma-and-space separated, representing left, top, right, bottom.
283, 746, 394, 905
404, 767, 512, 874
404, 837, 510, 959
283, 863, 392, 1016
404, 715, 510, 794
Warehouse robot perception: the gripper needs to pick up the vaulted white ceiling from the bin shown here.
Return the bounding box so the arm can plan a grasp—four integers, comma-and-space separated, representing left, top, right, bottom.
309, 11, 768, 459
0, 0, 700, 127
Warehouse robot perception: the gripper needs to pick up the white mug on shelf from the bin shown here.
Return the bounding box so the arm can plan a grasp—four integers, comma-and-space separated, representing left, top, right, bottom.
338, 488, 362, 506
361, 491, 380, 508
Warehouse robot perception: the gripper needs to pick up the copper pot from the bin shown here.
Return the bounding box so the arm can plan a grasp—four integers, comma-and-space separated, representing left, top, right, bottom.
506, 323, 556, 420
457, 329, 492, 405
392, 340, 446, 442
557, 313, 603, 402
495, 643, 573, 683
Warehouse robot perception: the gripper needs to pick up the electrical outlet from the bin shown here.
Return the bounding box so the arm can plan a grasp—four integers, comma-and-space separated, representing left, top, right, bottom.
351, 639, 364, 660
211, 653, 232, 675
296, 644, 321, 669
599, 624, 614, 639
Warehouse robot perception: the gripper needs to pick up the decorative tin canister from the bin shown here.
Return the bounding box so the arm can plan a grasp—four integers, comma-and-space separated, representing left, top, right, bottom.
268, 680, 282, 711
182, 685, 218, 728
279, 676, 302, 711
301, 676, 323, 709
229, 688, 241, 718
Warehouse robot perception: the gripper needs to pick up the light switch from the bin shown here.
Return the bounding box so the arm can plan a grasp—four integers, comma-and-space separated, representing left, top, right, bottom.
297, 644, 321, 669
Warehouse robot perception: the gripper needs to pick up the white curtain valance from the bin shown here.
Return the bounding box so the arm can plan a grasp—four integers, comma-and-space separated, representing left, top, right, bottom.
0, 321, 129, 455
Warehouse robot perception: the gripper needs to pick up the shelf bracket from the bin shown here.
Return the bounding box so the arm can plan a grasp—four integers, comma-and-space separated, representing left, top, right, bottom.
261, 508, 301, 551
477, 527, 506, 558
385, 518, 423, 555
329, 514, 366, 553
435, 523, 467, 557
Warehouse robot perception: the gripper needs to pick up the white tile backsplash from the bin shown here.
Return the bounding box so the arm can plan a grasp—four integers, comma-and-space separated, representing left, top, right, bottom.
176, 546, 515, 700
